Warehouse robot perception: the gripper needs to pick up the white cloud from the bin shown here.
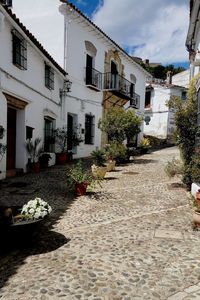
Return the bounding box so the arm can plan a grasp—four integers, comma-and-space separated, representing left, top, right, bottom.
93, 0, 189, 64
12, 0, 64, 66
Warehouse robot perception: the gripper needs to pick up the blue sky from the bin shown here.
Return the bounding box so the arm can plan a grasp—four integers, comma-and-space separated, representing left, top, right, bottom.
12, 0, 190, 69
69, 0, 189, 69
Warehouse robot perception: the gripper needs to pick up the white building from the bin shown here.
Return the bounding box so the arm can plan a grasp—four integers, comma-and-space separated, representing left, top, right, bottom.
59, 1, 150, 152
144, 72, 188, 140
0, 2, 68, 179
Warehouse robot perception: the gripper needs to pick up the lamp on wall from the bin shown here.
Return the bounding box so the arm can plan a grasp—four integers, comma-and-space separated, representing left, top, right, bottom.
60, 79, 72, 97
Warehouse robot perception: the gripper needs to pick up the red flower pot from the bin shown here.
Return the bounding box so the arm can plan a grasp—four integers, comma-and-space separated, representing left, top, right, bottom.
30, 162, 40, 173
56, 153, 67, 165
75, 182, 88, 196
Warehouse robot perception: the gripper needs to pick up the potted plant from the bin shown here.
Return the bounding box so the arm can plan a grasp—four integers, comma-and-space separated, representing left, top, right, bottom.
54, 127, 68, 164
25, 137, 43, 173
104, 144, 117, 171
67, 160, 94, 196
138, 137, 151, 154
105, 142, 128, 165
39, 153, 51, 169
91, 149, 107, 179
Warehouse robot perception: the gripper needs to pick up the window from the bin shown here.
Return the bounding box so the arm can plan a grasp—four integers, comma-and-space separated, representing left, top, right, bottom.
145, 90, 151, 108
44, 118, 55, 152
85, 114, 95, 144
181, 91, 187, 101
45, 64, 54, 90
12, 29, 27, 70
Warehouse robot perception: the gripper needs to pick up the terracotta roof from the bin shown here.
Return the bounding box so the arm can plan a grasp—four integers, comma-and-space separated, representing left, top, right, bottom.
0, 3, 67, 76
60, 0, 151, 77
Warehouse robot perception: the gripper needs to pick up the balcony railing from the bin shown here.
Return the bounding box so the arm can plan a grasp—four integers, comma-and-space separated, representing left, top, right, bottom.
85, 67, 102, 91
103, 72, 140, 108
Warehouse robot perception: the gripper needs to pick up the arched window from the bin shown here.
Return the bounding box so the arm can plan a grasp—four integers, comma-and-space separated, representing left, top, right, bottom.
85, 41, 97, 86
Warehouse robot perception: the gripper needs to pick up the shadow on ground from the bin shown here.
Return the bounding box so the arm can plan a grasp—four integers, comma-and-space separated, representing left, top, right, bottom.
0, 228, 70, 290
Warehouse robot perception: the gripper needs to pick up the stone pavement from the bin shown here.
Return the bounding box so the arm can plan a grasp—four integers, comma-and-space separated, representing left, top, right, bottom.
0, 147, 200, 300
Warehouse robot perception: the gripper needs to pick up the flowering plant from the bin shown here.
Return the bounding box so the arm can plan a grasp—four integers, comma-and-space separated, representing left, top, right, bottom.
21, 198, 52, 220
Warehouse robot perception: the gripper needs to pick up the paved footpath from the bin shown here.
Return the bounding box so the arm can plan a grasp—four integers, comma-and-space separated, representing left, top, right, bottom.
1, 147, 200, 300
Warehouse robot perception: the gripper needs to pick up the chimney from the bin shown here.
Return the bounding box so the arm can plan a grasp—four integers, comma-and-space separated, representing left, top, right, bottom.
166, 71, 172, 85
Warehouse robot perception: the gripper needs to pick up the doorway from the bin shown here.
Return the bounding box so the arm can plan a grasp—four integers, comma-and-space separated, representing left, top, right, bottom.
7, 107, 16, 170
111, 61, 118, 89
67, 114, 74, 151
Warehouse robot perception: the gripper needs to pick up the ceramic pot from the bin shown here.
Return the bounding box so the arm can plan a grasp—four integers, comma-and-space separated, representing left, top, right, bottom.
91, 165, 107, 179
30, 162, 40, 173
196, 191, 200, 207
106, 160, 116, 172
56, 153, 68, 165
193, 210, 200, 224
75, 182, 88, 196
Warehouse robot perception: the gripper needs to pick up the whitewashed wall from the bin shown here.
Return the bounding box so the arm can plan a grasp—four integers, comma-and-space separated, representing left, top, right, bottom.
60, 4, 148, 151
0, 6, 65, 179
144, 86, 183, 139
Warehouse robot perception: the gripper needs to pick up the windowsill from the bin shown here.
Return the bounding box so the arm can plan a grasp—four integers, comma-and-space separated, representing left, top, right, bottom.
13, 63, 27, 70
45, 85, 54, 91
86, 84, 101, 92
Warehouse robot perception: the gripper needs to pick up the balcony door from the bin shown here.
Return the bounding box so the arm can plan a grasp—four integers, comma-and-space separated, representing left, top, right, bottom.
86, 54, 93, 85
111, 61, 118, 89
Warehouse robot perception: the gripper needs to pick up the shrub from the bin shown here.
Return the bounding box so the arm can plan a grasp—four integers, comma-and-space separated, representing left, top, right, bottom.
105, 142, 128, 164
164, 158, 183, 178
91, 149, 106, 166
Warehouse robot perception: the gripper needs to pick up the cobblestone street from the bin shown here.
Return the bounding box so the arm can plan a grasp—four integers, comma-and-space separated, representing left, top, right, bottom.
1, 147, 200, 300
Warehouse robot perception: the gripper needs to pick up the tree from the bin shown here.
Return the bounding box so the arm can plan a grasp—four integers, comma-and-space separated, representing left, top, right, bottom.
99, 107, 142, 143
167, 73, 200, 186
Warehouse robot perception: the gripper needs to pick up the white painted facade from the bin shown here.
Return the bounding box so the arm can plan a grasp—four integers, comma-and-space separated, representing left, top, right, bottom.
172, 70, 190, 88
59, 2, 149, 153
144, 82, 187, 140
0, 4, 67, 179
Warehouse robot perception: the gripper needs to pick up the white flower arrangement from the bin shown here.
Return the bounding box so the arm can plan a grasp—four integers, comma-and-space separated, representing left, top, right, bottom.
21, 197, 52, 220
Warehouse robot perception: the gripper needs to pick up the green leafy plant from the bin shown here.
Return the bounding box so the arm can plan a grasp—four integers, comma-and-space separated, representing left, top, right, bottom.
99, 107, 142, 143
66, 160, 92, 189
91, 149, 106, 166
167, 73, 200, 186
104, 142, 128, 164
164, 158, 183, 178
26, 137, 43, 163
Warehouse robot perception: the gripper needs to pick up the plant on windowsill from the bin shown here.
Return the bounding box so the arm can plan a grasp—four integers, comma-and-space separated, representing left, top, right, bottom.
66, 160, 96, 196
25, 137, 43, 173
54, 127, 68, 164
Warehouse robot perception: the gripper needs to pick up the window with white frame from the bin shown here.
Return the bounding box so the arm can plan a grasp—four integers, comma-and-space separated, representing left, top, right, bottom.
45, 64, 54, 90
12, 29, 27, 70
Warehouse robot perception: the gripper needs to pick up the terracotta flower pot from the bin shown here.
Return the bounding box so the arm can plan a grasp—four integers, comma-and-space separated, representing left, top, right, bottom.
30, 162, 40, 173
105, 160, 116, 172
56, 153, 67, 165
75, 182, 88, 196
196, 191, 200, 207
193, 210, 200, 225
91, 165, 107, 179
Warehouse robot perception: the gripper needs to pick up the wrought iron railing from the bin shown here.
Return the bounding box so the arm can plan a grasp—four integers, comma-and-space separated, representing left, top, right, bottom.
103, 72, 140, 108
85, 67, 102, 90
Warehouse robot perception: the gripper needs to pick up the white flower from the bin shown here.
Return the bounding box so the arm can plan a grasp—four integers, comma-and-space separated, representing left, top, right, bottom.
21, 198, 52, 219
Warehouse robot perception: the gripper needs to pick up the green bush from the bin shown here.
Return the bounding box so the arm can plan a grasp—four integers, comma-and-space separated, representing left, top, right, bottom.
164, 158, 183, 178
91, 149, 106, 166
105, 142, 128, 164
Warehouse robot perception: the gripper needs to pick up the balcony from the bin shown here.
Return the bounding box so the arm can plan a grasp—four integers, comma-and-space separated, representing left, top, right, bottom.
103, 72, 140, 108
85, 67, 102, 91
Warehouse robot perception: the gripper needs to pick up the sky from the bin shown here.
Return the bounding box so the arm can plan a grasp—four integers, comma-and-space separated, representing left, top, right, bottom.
12, 0, 190, 69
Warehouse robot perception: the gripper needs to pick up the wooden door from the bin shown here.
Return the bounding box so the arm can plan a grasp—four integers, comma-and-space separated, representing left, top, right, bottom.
7, 107, 16, 170
67, 114, 73, 151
